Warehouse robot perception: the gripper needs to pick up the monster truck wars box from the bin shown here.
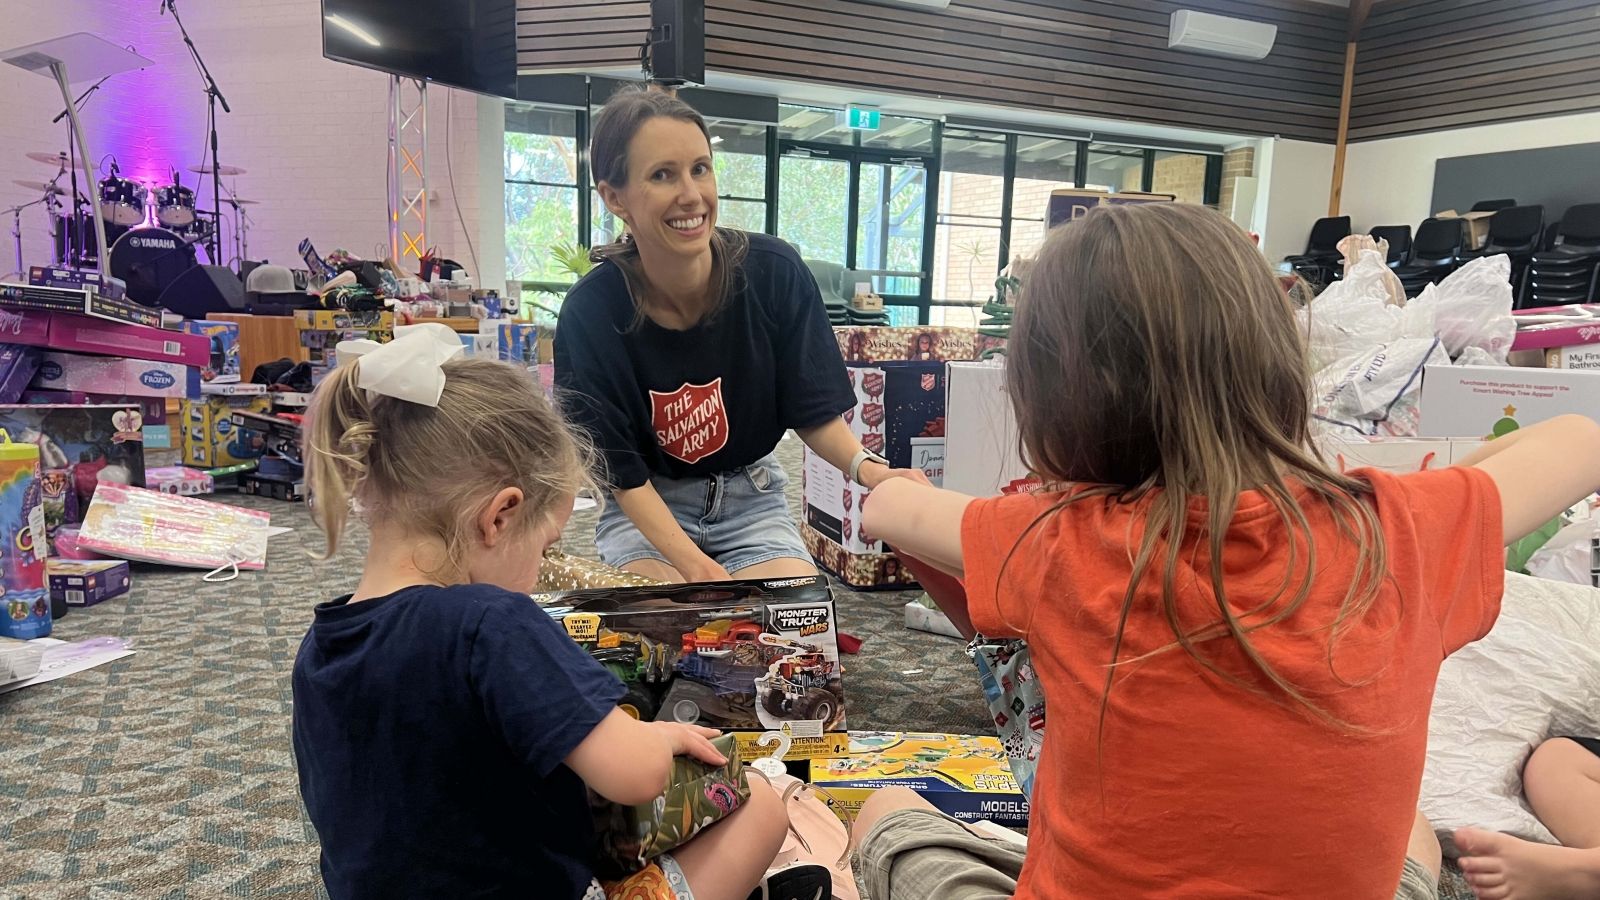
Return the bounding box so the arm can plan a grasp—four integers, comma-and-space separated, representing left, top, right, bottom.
811, 731, 1030, 827
539, 576, 850, 761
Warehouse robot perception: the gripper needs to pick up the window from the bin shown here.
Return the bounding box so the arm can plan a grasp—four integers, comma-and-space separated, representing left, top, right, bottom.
778, 149, 851, 266
709, 120, 769, 234
1151, 150, 1211, 206
504, 106, 581, 286
779, 104, 851, 146
1084, 143, 1146, 193
932, 129, 1006, 327
856, 159, 926, 298
1008, 137, 1079, 265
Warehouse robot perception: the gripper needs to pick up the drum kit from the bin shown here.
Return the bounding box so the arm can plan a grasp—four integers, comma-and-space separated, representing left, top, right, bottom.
7, 151, 258, 305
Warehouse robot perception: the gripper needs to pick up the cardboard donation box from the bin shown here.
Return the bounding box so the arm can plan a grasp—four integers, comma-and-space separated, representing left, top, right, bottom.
1047, 189, 1174, 229
812, 732, 1030, 827
1419, 365, 1600, 438
1317, 437, 1486, 474
1434, 210, 1492, 251
802, 361, 946, 589
541, 576, 850, 761
836, 326, 1005, 365
944, 361, 1038, 497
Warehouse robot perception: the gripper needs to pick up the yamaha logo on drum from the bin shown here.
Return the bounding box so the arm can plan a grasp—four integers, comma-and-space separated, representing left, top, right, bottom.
130, 236, 178, 250
140, 370, 176, 390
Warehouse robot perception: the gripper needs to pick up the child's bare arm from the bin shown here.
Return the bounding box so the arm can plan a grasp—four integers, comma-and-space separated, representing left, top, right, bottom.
864, 479, 974, 576
564, 712, 726, 806
1458, 415, 1600, 544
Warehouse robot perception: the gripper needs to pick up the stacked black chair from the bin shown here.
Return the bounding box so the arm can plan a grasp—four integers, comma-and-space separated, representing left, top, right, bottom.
1284, 216, 1351, 286
1369, 225, 1412, 269
1462, 206, 1544, 307
1393, 217, 1465, 297
1526, 204, 1600, 308
1470, 198, 1518, 212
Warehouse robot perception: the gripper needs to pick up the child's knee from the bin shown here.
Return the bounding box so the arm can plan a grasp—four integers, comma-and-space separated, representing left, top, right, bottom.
1525, 738, 1589, 791
740, 774, 788, 848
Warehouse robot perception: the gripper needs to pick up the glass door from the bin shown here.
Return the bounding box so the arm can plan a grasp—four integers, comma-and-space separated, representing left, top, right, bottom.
777, 147, 851, 269
856, 158, 927, 300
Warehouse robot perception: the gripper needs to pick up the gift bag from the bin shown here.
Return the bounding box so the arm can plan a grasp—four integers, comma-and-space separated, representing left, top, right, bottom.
968, 635, 1044, 799
590, 733, 750, 878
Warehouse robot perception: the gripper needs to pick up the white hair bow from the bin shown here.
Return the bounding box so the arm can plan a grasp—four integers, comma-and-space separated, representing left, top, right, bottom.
336, 322, 464, 407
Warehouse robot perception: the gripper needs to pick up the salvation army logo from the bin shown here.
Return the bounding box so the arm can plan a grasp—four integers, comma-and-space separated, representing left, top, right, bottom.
650, 378, 730, 465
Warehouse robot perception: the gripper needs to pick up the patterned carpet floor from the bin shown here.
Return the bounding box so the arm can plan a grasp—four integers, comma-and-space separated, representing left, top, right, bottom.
0, 436, 1475, 897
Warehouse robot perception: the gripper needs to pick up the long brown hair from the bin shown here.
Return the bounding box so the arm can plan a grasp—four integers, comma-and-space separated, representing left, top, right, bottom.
305, 357, 595, 575
587, 84, 748, 323
1006, 203, 1388, 730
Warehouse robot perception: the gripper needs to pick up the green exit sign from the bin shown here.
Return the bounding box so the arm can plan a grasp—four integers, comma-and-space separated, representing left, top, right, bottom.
846, 106, 880, 131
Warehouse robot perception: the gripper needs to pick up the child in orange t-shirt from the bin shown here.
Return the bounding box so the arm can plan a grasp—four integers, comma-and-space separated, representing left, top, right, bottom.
856, 203, 1600, 900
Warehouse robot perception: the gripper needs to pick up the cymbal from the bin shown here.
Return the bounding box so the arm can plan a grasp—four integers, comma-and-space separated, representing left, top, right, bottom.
188, 163, 246, 176
13, 180, 65, 196
26, 151, 94, 171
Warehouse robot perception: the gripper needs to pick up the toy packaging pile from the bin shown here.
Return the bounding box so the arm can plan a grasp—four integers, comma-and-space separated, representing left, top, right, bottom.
540, 576, 851, 760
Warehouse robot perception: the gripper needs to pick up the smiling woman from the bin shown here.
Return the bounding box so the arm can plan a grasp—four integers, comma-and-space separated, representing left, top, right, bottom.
554, 85, 931, 584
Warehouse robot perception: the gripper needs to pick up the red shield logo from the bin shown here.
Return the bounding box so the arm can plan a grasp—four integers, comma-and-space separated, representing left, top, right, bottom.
650, 378, 730, 465
920, 372, 936, 392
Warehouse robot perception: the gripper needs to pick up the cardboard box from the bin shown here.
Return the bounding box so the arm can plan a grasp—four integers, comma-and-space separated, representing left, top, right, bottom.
1419, 365, 1600, 438
835, 326, 1005, 365
179, 321, 241, 395
1434, 209, 1493, 251
146, 465, 214, 496
1317, 437, 1486, 474
542, 576, 849, 756
498, 323, 539, 363
0, 308, 54, 347
801, 522, 918, 590
293, 309, 393, 331
181, 395, 271, 468
1536, 345, 1600, 370
944, 362, 1039, 498
0, 404, 147, 519
0, 282, 161, 328
28, 266, 126, 300
812, 732, 1030, 827
1509, 304, 1600, 352
1047, 188, 1174, 229
47, 315, 208, 368
45, 559, 131, 608
32, 353, 192, 399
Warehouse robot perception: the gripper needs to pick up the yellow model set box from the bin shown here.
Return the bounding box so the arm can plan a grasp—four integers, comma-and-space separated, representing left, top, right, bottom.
811, 731, 1029, 827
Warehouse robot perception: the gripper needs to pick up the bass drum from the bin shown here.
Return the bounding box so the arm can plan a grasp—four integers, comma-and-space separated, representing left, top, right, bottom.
109, 227, 198, 306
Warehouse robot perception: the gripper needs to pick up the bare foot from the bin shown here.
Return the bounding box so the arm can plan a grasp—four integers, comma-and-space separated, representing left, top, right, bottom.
1454, 827, 1600, 899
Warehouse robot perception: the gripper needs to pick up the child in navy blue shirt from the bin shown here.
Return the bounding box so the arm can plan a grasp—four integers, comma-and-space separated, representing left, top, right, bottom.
292, 330, 810, 900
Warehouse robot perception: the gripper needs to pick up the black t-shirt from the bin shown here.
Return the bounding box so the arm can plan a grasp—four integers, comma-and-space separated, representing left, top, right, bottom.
291, 584, 624, 900
555, 232, 855, 490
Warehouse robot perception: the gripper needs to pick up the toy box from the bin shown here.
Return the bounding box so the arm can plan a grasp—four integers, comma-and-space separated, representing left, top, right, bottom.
811, 732, 1030, 827
944, 361, 1039, 498
181, 395, 271, 468
498, 323, 538, 363
800, 522, 918, 590
0, 345, 41, 404
32, 353, 191, 399
180, 320, 241, 395
293, 309, 393, 331
542, 576, 850, 758
0, 282, 160, 328
47, 314, 208, 368
0, 404, 146, 528
28, 266, 126, 300
147, 465, 215, 496
1317, 437, 1486, 474
45, 559, 131, 608
1418, 365, 1600, 438
835, 326, 1005, 365
21, 391, 165, 426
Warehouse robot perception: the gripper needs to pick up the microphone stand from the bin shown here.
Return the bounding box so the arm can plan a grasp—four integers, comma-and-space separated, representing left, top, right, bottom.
166, 0, 230, 267
54, 74, 110, 267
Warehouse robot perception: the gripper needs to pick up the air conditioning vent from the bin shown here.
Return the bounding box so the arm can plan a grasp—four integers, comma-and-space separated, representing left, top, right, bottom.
1169, 10, 1277, 60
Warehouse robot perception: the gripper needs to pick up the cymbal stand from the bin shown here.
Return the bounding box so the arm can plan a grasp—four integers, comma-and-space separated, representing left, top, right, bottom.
53, 74, 109, 268
4, 196, 48, 281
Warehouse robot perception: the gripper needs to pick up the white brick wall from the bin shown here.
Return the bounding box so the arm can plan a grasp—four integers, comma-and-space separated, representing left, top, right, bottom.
0, 0, 483, 281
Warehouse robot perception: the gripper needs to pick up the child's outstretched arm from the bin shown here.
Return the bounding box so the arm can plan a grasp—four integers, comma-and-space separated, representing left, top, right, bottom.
566, 711, 729, 800
1455, 414, 1600, 544
565, 712, 727, 806
863, 480, 975, 577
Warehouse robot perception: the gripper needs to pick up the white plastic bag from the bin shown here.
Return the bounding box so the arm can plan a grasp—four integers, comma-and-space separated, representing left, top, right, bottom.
1299, 250, 1410, 372
1311, 337, 1450, 437
1416, 255, 1516, 364
1527, 517, 1600, 586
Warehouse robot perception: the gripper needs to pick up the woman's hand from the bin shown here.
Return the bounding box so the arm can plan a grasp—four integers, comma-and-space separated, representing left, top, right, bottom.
652, 721, 728, 765
858, 461, 933, 490
680, 555, 734, 583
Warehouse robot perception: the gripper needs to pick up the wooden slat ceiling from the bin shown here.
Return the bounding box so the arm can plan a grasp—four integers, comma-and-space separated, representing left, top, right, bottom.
517, 0, 651, 70
1349, 0, 1600, 140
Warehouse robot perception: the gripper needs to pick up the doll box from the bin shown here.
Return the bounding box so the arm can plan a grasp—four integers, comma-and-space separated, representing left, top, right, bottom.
45, 559, 131, 608
542, 576, 850, 756
812, 731, 1030, 827
32, 353, 192, 399
0, 404, 147, 520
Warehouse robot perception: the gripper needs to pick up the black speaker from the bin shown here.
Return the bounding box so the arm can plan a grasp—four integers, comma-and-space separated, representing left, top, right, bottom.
157, 264, 246, 318
649, 0, 704, 85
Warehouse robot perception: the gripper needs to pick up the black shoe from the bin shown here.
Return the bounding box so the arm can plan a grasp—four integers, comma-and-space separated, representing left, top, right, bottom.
747, 863, 831, 900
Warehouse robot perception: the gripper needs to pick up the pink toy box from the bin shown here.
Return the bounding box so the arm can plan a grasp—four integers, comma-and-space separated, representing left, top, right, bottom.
31, 353, 191, 399
0, 309, 206, 367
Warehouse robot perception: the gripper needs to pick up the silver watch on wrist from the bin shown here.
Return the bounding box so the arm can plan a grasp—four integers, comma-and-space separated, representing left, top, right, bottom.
849, 448, 891, 486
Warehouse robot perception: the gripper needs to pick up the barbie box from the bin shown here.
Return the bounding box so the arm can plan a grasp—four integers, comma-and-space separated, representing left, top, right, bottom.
541, 576, 848, 756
